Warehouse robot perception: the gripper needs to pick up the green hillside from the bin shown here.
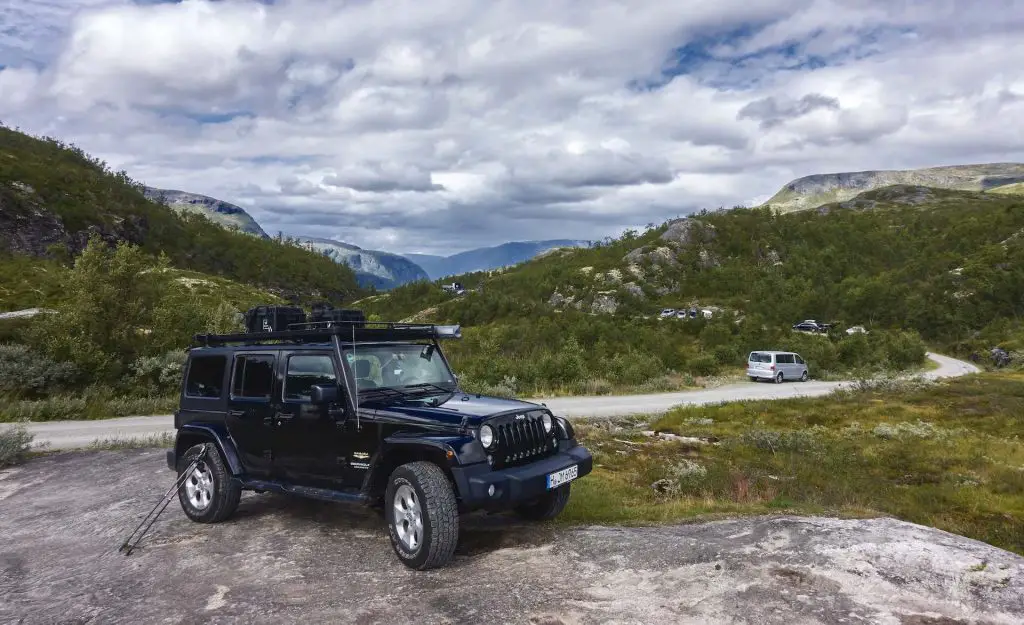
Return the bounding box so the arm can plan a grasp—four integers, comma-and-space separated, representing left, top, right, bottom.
0, 124, 364, 420
362, 185, 1024, 394
0, 124, 360, 305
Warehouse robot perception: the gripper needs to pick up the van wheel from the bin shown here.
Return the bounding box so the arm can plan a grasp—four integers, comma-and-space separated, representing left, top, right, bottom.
177, 443, 241, 523
775, 372, 784, 384
385, 461, 459, 570
800, 371, 809, 382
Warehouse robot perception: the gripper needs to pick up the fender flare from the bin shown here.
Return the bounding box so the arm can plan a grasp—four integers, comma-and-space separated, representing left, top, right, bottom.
174, 423, 245, 476
361, 433, 480, 497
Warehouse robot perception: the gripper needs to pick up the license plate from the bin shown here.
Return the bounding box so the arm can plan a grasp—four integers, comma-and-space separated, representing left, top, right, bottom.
546, 464, 578, 489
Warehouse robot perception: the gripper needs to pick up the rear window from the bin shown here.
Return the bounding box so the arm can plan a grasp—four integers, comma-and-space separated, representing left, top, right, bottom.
231, 354, 276, 400
749, 352, 772, 363
185, 355, 226, 398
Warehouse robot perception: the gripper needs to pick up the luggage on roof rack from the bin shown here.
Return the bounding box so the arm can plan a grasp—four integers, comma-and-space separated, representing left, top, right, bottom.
307, 302, 366, 328
244, 305, 307, 333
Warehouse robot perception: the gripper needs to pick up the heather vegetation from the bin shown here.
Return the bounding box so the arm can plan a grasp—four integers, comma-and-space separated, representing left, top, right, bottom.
563, 372, 1024, 555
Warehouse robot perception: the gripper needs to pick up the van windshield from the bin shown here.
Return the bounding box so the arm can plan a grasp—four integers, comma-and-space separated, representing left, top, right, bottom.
749, 352, 772, 363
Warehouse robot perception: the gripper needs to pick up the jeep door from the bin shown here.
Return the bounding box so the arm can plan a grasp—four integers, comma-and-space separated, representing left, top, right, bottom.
273, 351, 352, 488
226, 351, 278, 477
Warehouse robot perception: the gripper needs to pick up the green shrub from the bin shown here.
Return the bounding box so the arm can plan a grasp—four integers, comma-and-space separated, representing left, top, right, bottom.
0, 423, 34, 466
886, 331, 928, 369
0, 343, 80, 398
688, 354, 720, 377
126, 350, 187, 395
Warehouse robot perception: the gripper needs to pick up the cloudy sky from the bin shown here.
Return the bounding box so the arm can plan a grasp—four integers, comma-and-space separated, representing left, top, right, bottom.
2, 0, 1023, 255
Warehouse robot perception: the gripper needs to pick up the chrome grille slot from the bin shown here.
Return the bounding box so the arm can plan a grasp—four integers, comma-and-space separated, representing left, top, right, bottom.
489, 410, 558, 469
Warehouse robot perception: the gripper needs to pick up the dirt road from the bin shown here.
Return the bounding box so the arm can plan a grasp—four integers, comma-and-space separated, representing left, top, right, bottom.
0, 449, 1020, 624
13, 352, 979, 450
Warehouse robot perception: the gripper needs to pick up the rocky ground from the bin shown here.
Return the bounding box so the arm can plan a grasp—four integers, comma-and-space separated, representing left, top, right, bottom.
1, 449, 1021, 624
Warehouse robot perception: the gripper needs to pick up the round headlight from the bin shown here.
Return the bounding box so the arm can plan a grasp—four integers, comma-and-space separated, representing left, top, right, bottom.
479, 424, 494, 448
542, 413, 553, 432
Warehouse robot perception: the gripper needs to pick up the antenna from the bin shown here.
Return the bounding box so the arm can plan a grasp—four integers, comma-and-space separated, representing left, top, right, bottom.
351, 322, 359, 430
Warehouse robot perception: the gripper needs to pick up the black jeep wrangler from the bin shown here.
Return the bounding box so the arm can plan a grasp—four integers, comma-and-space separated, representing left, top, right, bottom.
166, 309, 592, 570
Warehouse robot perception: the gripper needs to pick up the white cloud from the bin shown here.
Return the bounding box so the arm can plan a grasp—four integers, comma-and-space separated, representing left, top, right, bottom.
1, 0, 1023, 254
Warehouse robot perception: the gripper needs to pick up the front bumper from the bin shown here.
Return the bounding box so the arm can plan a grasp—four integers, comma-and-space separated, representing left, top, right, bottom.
450, 444, 593, 511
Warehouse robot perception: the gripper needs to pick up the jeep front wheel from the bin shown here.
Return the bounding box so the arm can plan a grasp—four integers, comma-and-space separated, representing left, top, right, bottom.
515, 484, 571, 521
177, 442, 241, 524
385, 461, 459, 570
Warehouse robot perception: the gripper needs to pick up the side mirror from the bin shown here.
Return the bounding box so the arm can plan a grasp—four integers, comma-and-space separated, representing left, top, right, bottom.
310, 384, 339, 404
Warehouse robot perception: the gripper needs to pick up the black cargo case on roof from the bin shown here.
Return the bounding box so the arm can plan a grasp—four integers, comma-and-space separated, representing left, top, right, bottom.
243, 305, 306, 333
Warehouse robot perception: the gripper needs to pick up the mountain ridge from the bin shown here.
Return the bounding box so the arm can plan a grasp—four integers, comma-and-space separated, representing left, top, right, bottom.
292, 236, 430, 290
142, 186, 269, 238
404, 239, 593, 279
760, 162, 1024, 213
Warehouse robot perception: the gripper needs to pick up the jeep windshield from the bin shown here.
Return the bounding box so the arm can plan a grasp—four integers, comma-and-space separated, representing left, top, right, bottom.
342, 343, 457, 400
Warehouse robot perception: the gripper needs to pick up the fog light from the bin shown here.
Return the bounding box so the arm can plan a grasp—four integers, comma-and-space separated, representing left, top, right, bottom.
488, 485, 496, 497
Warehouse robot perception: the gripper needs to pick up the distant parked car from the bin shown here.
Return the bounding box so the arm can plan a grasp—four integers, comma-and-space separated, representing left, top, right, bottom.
792, 320, 830, 333
747, 351, 809, 383
845, 325, 868, 335
659, 308, 676, 318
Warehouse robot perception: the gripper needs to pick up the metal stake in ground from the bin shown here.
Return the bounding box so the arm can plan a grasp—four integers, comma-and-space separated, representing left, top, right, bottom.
118, 446, 208, 556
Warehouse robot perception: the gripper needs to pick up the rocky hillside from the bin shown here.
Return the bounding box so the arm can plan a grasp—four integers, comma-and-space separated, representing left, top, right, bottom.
293, 236, 429, 290
363, 185, 1024, 350
404, 239, 592, 279
0, 125, 361, 306
142, 186, 269, 238
761, 163, 1024, 213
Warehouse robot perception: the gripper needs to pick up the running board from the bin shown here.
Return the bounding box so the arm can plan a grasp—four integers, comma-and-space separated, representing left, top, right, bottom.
240, 479, 370, 505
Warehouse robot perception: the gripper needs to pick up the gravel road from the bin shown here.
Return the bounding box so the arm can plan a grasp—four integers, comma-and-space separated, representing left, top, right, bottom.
0, 449, 1020, 625
13, 352, 978, 450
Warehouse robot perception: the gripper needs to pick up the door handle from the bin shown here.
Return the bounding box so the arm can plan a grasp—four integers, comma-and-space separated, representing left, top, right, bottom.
228, 410, 245, 418
275, 412, 294, 421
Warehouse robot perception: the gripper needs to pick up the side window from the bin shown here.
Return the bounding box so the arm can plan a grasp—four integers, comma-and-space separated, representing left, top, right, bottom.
284, 354, 338, 402
777, 354, 792, 364
185, 355, 226, 398
231, 354, 276, 400
795, 355, 805, 364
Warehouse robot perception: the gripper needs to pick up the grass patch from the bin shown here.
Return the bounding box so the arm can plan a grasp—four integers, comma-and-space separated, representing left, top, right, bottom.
0, 394, 175, 422
559, 372, 1024, 555
85, 432, 175, 450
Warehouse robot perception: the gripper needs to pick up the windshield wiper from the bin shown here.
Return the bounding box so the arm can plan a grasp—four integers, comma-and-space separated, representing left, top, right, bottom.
357, 387, 411, 402
401, 382, 455, 396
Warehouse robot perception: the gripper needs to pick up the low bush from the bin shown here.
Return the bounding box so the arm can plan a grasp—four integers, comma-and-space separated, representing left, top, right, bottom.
0, 422, 34, 467
0, 343, 80, 399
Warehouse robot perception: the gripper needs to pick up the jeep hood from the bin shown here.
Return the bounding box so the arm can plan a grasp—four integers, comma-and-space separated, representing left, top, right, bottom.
363, 392, 545, 426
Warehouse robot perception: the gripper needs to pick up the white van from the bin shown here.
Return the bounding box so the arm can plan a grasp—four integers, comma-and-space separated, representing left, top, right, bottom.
747, 351, 809, 383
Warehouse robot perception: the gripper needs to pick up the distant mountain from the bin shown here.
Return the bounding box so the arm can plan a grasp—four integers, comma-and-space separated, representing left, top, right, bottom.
404, 240, 592, 279
759, 163, 1024, 213
293, 236, 430, 290
143, 186, 269, 238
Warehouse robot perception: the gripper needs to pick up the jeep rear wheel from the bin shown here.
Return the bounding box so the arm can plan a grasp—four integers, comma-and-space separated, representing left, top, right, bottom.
385, 461, 459, 570
515, 484, 571, 521
177, 443, 241, 524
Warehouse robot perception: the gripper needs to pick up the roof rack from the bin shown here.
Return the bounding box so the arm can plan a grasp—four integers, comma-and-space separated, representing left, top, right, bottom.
192, 320, 462, 347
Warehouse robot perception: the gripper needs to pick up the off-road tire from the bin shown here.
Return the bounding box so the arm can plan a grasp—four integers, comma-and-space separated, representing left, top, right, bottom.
177, 442, 241, 524
385, 461, 459, 570
775, 371, 784, 384
515, 484, 571, 521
